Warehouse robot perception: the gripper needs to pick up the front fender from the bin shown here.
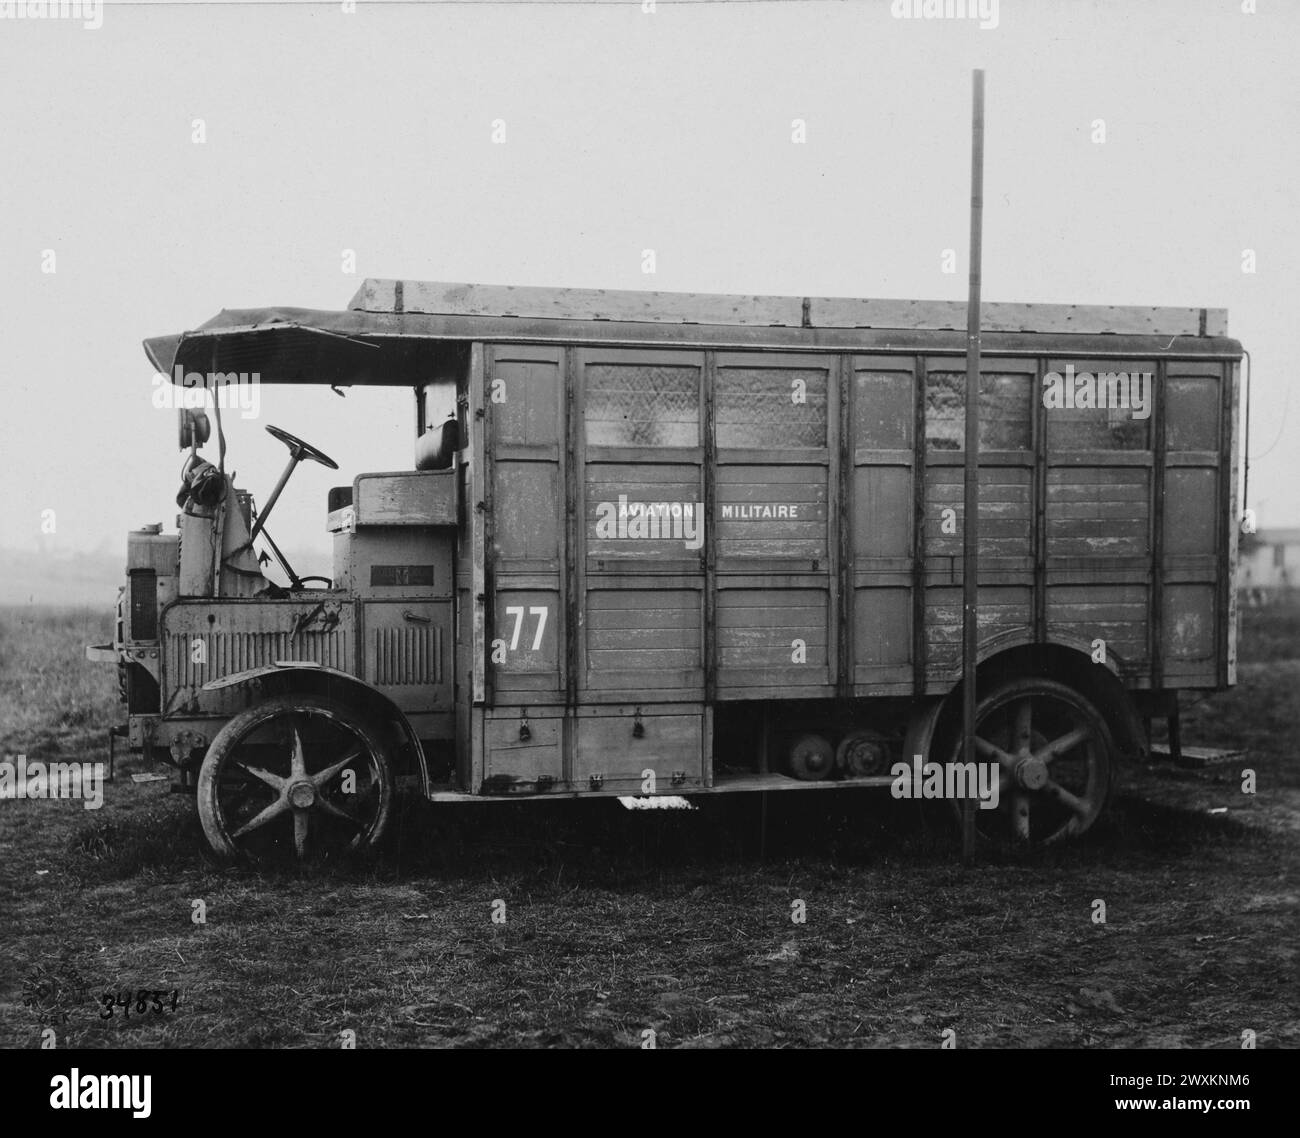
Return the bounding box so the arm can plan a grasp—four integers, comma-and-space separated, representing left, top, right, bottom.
204, 664, 430, 794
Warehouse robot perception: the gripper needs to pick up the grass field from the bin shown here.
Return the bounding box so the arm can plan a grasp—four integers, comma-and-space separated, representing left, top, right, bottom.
1, 603, 1297, 1048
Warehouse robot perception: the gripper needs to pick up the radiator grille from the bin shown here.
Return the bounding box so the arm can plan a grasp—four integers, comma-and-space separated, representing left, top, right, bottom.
373, 626, 442, 686
167, 630, 351, 692
128, 570, 157, 640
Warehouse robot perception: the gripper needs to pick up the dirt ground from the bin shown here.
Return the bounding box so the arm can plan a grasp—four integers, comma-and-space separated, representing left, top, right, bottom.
1, 605, 1296, 1048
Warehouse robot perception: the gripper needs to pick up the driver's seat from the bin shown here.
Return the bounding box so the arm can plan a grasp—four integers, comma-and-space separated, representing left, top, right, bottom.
328, 486, 353, 512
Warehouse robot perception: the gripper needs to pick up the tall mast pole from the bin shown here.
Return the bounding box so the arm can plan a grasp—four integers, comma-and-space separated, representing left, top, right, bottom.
961, 70, 985, 860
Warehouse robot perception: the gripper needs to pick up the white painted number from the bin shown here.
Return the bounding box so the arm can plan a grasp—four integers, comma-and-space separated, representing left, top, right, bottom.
529, 606, 548, 651
503, 605, 549, 652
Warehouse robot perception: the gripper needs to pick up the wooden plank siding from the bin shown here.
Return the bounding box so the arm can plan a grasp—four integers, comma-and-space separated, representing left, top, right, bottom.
1161, 359, 1227, 683
469, 336, 1239, 792
1043, 357, 1158, 686
713, 351, 837, 699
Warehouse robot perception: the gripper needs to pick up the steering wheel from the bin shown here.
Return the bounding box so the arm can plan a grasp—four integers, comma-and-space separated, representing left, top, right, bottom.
265, 425, 339, 470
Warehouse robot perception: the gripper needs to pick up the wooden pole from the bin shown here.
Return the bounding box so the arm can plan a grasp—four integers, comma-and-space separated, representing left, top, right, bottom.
961, 70, 985, 861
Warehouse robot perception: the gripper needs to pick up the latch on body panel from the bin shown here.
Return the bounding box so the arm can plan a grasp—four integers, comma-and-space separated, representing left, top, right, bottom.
632, 707, 645, 739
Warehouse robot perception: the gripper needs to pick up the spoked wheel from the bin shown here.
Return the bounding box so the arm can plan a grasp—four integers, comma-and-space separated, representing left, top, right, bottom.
951, 678, 1114, 847
197, 694, 394, 863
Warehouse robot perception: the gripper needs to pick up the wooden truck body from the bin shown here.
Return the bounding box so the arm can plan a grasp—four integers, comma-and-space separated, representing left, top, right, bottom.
91, 281, 1243, 857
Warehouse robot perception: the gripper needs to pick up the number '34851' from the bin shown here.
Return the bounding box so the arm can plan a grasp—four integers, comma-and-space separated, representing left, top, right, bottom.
99, 989, 180, 1019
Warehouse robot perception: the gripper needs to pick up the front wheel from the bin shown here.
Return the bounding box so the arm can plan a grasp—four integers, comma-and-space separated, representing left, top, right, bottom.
949, 677, 1115, 847
197, 694, 394, 863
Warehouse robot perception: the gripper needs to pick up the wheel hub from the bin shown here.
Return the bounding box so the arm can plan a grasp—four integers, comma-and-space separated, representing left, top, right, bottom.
288, 780, 317, 809
844, 739, 886, 775
1014, 755, 1048, 790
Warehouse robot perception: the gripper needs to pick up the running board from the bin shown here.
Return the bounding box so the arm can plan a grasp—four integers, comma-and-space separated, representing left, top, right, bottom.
425, 771, 897, 803
1149, 744, 1246, 770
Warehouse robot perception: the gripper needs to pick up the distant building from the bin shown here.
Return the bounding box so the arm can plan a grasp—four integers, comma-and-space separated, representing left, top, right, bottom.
1239, 527, 1300, 599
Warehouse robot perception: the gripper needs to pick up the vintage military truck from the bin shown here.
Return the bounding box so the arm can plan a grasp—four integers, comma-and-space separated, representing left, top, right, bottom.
87, 280, 1244, 859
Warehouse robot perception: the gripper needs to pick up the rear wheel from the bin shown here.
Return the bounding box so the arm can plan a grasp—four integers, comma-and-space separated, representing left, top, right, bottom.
197, 694, 394, 863
949, 677, 1114, 847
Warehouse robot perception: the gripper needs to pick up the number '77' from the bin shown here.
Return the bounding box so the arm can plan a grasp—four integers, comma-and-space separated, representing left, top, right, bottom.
504, 606, 548, 651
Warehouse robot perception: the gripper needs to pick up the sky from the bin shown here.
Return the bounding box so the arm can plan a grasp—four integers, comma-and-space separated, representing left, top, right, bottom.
1, 0, 1297, 589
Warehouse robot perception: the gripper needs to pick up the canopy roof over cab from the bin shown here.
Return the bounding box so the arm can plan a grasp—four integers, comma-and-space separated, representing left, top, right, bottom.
144, 280, 1237, 387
